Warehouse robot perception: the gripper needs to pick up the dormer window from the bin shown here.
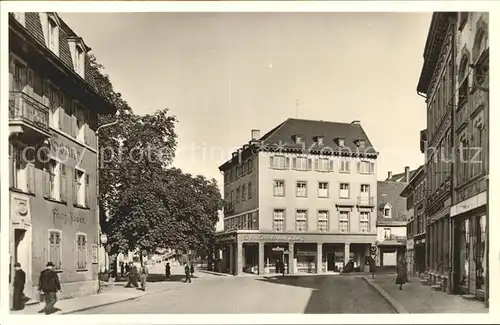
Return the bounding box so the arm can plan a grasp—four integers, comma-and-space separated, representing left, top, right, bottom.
45, 13, 60, 56
337, 138, 345, 147
293, 135, 303, 144
69, 38, 87, 78
76, 45, 85, 76
383, 203, 392, 218
315, 136, 324, 146
355, 139, 366, 148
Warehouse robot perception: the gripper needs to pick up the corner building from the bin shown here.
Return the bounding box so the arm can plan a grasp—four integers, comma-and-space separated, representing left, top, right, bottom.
8, 12, 115, 301
216, 118, 378, 275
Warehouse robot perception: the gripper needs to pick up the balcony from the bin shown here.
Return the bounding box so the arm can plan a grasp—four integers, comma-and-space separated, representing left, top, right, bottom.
9, 91, 51, 140
357, 196, 375, 207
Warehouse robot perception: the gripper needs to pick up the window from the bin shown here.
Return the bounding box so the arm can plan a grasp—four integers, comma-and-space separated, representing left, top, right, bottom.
295, 135, 303, 144
75, 45, 85, 76
9, 144, 35, 193
339, 183, 350, 198
296, 181, 307, 197
383, 205, 392, 218
47, 83, 60, 129
270, 155, 288, 170
273, 209, 285, 232
338, 138, 345, 147
248, 159, 254, 172
73, 101, 86, 141
47, 18, 59, 54
248, 182, 252, 199
318, 182, 329, 198
315, 158, 331, 172
76, 233, 88, 270
236, 187, 241, 205
295, 210, 308, 232
44, 160, 60, 200
383, 228, 391, 239
318, 210, 329, 232
339, 211, 350, 233
317, 136, 324, 146
241, 184, 246, 202
358, 161, 375, 174
360, 212, 370, 232
273, 180, 285, 196
243, 161, 248, 174
339, 160, 350, 173
458, 55, 469, 109
73, 169, 87, 207
360, 184, 370, 195
293, 157, 310, 170
48, 230, 62, 271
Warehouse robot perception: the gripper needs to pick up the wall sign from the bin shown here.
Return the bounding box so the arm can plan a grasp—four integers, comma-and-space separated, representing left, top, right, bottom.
91, 244, 98, 264
52, 208, 86, 225
243, 234, 305, 242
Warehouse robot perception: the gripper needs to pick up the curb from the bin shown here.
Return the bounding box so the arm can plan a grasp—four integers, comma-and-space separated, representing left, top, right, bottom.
197, 270, 232, 277
362, 277, 408, 314
60, 283, 185, 315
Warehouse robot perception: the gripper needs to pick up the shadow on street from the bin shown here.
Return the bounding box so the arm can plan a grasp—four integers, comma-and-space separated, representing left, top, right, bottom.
256, 275, 395, 313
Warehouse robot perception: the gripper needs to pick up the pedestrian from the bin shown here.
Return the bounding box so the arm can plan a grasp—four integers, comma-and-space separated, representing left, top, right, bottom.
165, 262, 171, 279
38, 262, 61, 315
120, 262, 125, 278
190, 263, 195, 277
184, 263, 191, 283
12, 262, 26, 311
281, 260, 286, 277
369, 256, 376, 279
139, 263, 149, 291
396, 259, 407, 290
125, 262, 138, 288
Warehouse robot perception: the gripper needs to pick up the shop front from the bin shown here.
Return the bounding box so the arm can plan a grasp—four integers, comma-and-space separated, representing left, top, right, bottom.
414, 236, 426, 276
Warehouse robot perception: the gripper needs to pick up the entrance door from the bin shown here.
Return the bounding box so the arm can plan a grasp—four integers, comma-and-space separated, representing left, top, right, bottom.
327, 252, 335, 271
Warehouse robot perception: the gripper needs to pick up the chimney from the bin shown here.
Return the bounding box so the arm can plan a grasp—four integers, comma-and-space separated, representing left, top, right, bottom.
404, 166, 410, 182
387, 171, 393, 180
251, 129, 261, 140
351, 120, 361, 125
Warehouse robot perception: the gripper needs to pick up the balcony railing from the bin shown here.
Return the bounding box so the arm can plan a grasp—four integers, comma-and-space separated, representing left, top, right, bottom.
9, 91, 50, 135
357, 196, 375, 207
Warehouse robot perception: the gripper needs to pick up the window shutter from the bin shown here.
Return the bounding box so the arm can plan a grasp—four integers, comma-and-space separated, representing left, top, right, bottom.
370, 162, 375, 174
307, 158, 312, 170
85, 174, 90, 207
314, 159, 319, 170
346, 161, 350, 171
43, 165, 50, 198
269, 156, 274, 168
292, 157, 297, 169
357, 162, 361, 173
27, 163, 35, 194
329, 160, 334, 171
285, 157, 290, 169
72, 168, 77, 204
60, 164, 67, 202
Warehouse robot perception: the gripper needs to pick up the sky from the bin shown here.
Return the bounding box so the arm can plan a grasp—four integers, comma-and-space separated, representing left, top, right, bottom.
59, 12, 432, 229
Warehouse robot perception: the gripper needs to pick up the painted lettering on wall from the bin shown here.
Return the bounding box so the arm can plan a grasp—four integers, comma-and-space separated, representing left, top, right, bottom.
243, 234, 305, 242
52, 208, 86, 225
49, 136, 83, 161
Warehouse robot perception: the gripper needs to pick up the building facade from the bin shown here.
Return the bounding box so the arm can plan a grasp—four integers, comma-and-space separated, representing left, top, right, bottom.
375, 168, 414, 268
217, 118, 378, 275
450, 12, 489, 302
416, 12, 455, 293
401, 165, 426, 277
9, 12, 114, 301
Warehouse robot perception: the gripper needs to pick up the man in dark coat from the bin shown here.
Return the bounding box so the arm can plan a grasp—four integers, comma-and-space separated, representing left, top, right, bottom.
12, 262, 26, 310
396, 260, 408, 290
38, 262, 61, 315
125, 262, 138, 288
165, 262, 171, 279
184, 263, 191, 283
369, 256, 376, 279
190, 263, 195, 276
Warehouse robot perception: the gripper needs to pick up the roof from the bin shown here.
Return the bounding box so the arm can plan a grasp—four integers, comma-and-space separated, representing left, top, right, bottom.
416, 12, 456, 94
400, 165, 425, 197
386, 168, 419, 182
218, 118, 378, 171
377, 181, 408, 223
260, 118, 377, 154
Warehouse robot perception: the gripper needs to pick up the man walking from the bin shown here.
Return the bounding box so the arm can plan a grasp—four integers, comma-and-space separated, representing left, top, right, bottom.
190, 263, 195, 277
38, 262, 61, 315
125, 262, 138, 288
165, 262, 171, 279
12, 262, 26, 311
184, 263, 191, 283
139, 263, 149, 291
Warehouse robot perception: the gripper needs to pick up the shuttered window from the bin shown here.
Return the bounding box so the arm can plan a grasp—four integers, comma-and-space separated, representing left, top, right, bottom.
48, 230, 62, 271
76, 233, 87, 270
60, 164, 67, 202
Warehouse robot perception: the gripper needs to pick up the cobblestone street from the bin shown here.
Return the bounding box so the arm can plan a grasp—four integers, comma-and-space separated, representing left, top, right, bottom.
75, 274, 395, 314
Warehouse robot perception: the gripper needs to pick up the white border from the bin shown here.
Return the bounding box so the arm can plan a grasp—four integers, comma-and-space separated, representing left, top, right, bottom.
1, 1, 499, 324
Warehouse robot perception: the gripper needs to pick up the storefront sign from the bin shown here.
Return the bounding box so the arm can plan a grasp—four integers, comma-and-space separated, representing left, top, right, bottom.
451, 191, 487, 217
297, 251, 316, 256
243, 234, 305, 242
92, 244, 98, 264
52, 208, 86, 225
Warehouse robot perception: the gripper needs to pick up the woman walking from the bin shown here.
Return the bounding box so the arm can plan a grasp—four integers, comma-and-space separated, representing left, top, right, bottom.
396, 259, 408, 290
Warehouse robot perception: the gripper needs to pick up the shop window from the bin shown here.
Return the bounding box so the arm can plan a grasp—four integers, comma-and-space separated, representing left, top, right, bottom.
476, 215, 486, 290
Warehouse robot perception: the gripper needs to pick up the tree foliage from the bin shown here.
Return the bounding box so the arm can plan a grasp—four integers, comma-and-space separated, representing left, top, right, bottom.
90, 55, 222, 256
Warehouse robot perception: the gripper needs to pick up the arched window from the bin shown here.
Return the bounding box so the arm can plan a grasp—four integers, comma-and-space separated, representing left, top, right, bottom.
472, 20, 489, 88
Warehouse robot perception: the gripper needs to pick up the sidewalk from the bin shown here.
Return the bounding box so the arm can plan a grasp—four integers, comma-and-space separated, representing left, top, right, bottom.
364, 274, 488, 313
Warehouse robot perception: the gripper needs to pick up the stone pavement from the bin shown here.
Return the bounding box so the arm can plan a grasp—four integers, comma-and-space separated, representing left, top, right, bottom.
10, 264, 215, 315
364, 274, 488, 313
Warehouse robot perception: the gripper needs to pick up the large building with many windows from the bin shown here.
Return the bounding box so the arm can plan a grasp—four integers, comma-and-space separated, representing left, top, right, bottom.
8, 12, 115, 301
216, 118, 378, 275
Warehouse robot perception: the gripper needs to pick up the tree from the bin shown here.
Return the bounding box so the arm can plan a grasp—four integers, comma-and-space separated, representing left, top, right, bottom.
90, 55, 222, 258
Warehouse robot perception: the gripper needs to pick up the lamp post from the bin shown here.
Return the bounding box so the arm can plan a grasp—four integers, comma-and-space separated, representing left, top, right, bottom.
95, 120, 117, 294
